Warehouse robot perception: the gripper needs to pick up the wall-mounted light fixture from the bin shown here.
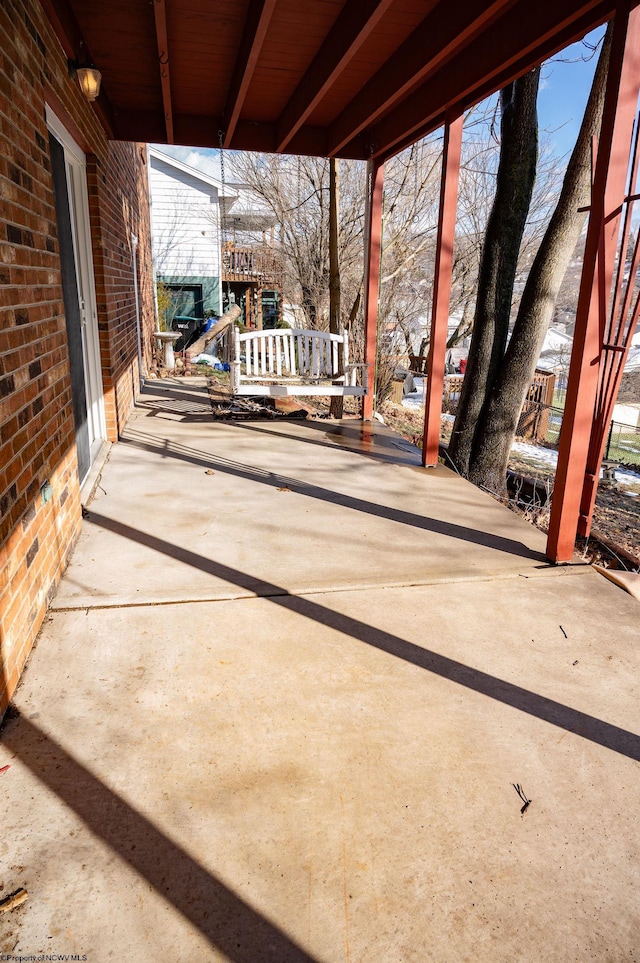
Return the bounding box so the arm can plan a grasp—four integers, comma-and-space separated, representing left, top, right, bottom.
68, 60, 102, 102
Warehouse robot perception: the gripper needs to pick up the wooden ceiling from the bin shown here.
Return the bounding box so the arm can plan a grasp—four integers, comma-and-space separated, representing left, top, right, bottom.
42, 0, 616, 160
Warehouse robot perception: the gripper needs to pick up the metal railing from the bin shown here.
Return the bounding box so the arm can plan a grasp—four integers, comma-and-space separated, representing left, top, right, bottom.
514, 402, 640, 468
603, 418, 640, 467
442, 392, 640, 468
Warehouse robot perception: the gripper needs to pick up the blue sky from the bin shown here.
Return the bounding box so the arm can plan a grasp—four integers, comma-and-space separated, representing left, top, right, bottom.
538, 26, 606, 158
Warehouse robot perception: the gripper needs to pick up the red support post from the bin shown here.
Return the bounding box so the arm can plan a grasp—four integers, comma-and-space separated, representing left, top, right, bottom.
362, 158, 384, 420
546, 2, 640, 562
422, 114, 463, 466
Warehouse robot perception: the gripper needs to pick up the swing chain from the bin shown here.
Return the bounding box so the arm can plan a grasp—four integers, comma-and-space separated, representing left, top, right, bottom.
218, 130, 233, 308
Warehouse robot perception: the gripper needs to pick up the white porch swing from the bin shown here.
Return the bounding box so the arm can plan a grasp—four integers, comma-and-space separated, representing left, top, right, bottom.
217, 142, 369, 399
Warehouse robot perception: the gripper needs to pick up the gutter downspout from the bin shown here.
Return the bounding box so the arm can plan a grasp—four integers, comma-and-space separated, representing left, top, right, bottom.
131, 232, 144, 394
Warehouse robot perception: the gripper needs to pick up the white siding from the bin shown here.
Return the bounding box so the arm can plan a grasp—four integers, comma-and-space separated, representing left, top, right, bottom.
612, 403, 640, 427
149, 156, 220, 278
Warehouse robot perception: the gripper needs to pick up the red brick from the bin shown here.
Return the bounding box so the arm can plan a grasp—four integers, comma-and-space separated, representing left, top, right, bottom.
0, 0, 154, 716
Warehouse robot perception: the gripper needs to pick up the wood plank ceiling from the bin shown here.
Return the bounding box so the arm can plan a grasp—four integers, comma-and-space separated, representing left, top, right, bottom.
41, 0, 616, 160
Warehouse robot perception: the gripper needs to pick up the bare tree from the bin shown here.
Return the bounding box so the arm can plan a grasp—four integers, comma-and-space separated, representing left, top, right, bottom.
449, 68, 541, 476
450, 27, 612, 492
232, 154, 366, 328
232, 148, 445, 402
229, 117, 564, 410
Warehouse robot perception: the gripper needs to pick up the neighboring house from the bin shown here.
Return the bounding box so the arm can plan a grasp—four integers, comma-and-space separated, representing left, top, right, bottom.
539, 326, 639, 386
537, 327, 574, 393
0, 0, 156, 715
149, 149, 283, 328
220, 179, 284, 328
614, 368, 640, 426
624, 344, 640, 370
612, 402, 640, 427
148, 147, 232, 319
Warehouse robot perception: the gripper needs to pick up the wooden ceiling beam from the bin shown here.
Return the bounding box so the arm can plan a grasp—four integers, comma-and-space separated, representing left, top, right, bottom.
39, 0, 116, 137
375, 0, 610, 162
113, 109, 168, 145
39, 0, 83, 59
223, 0, 278, 148
275, 0, 396, 154
113, 110, 368, 159
326, 0, 515, 156
368, 0, 612, 159
152, 0, 174, 144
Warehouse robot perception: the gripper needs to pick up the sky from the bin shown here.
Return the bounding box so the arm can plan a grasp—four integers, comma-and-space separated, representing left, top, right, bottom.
153, 25, 608, 174
537, 26, 606, 158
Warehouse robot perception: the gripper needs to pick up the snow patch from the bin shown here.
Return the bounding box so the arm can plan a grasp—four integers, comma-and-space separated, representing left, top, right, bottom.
402, 377, 425, 409
511, 440, 640, 495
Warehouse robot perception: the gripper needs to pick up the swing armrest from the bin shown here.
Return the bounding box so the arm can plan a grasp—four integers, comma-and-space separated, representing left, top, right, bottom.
344, 362, 370, 387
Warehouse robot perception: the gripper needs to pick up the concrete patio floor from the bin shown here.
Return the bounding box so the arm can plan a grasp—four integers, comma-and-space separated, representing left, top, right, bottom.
1, 379, 639, 962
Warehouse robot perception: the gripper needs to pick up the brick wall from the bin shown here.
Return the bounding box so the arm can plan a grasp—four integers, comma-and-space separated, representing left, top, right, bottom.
88, 143, 156, 439
0, 0, 155, 715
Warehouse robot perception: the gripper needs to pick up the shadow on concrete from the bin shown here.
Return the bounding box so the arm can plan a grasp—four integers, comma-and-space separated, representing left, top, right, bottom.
231, 420, 422, 467
121, 428, 546, 564
136, 382, 215, 423
86, 511, 640, 764
0, 712, 317, 963
139, 381, 421, 464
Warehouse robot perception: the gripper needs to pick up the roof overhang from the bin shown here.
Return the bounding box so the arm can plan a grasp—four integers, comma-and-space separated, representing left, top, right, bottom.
41, 0, 617, 161
148, 146, 236, 196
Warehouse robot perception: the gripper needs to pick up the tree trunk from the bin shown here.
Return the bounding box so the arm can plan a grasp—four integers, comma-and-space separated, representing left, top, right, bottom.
301, 284, 317, 328
468, 25, 613, 493
329, 158, 344, 417
446, 296, 474, 350
449, 69, 540, 475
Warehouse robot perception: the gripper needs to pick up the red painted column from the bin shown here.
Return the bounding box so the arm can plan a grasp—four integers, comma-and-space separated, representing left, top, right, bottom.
362, 158, 384, 420
422, 114, 463, 466
546, 2, 640, 562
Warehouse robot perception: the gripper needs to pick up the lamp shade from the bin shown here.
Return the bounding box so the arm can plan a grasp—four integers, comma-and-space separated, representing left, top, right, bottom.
76, 66, 102, 101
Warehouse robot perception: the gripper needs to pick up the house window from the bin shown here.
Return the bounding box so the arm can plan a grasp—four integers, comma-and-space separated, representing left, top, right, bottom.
165, 284, 204, 319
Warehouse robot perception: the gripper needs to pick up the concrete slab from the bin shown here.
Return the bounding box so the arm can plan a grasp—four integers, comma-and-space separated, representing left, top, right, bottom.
1, 575, 639, 961
53, 381, 577, 611
3, 379, 638, 961
593, 564, 640, 602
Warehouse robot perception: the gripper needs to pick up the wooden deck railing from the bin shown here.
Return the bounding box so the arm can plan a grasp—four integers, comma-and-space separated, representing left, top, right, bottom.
222, 245, 283, 286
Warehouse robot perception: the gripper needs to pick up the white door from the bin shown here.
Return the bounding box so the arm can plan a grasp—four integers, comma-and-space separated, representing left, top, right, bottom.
46, 106, 106, 481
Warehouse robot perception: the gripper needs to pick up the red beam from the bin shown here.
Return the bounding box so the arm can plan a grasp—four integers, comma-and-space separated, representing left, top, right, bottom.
44, 86, 93, 154
223, 0, 277, 148
546, 2, 640, 562
422, 115, 463, 467
327, 0, 514, 156
580, 121, 640, 489
368, 0, 612, 159
115, 109, 168, 145
152, 0, 174, 144
115, 111, 371, 159
375, 1, 609, 163
276, 0, 396, 154
362, 159, 384, 420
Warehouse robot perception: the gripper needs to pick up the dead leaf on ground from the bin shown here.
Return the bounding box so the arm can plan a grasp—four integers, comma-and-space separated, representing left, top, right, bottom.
277, 486, 292, 492
205, 469, 215, 475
